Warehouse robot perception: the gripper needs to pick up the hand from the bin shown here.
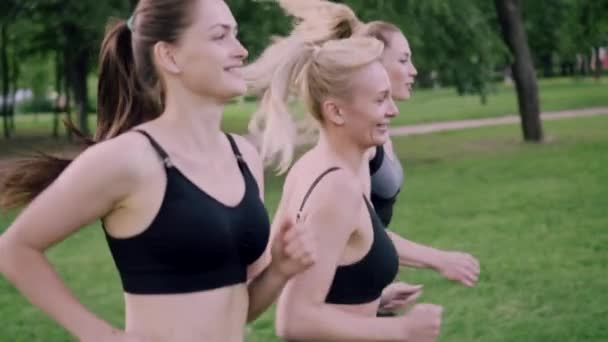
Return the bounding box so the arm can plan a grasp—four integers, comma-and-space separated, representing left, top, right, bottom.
401, 304, 443, 342
378, 282, 422, 314
436, 251, 480, 287
269, 216, 316, 279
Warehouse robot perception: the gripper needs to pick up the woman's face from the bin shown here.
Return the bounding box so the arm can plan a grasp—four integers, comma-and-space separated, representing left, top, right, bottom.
381, 32, 417, 101
169, 0, 249, 103
333, 61, 399, 148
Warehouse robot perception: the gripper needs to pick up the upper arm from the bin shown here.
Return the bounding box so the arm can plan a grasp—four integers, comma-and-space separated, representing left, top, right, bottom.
232, 134, 264, 200
279, 173, 361, 308
0, 135, 142, 252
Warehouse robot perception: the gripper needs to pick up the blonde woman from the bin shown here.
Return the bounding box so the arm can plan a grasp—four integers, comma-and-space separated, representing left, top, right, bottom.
247, 34, 443, 341
247, 1, 480, 311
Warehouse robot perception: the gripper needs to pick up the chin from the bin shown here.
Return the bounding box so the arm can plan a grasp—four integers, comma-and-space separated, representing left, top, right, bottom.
371, 133, 389, 147
394, 91, 411, 101
223, 83, 247, 99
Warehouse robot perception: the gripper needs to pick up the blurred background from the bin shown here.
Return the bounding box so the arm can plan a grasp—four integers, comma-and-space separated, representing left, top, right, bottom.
1, 0, 607, 341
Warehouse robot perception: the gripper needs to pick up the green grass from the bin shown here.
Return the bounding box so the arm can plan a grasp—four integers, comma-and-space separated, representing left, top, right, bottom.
1, 114, 607, 341
2, 77, 607, 147
390, 76, 608, 126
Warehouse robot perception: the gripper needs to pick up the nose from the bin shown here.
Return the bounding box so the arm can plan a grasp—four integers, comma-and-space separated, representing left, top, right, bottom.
410, 62, 418, 77
386, 98, 399, 118
233, 37, 249, 61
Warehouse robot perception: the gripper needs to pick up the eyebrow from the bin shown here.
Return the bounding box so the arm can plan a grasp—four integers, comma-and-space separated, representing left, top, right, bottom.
402, 52, 411, 58
208, 23, 237, 31
378, 89, 390, 97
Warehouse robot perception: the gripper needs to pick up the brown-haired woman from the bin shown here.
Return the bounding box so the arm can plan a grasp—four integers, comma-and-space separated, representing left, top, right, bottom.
0, 0, 315, 341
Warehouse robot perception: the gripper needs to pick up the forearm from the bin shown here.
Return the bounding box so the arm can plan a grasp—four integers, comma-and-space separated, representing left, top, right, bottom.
278, 304, 407, 342
388, 231, 444, 270
246, 265, 287, 322
0, 245, 116, 340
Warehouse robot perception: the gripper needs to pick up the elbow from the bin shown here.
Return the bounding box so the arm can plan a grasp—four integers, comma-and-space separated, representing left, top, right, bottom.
0, 235, 34, 279
275, 313, 296, 340
275, 301, 318, 341
275, 313, 305, 341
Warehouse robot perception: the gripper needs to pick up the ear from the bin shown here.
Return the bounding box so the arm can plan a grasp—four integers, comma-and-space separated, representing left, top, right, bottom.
152, 41, 181, 75
322, 100, 345, 126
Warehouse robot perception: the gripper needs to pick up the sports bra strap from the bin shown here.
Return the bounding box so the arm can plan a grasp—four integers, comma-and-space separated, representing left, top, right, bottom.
225, 133, 246, 163
297, 167, 341, 220
133, 129, 173, 168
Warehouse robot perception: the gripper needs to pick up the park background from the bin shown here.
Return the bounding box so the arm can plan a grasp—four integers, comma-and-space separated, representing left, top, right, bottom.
1, 0, 607, 341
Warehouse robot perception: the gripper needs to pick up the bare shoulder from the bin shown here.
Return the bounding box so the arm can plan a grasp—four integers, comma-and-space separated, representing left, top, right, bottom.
310, 169, 359, 205
71, 132, 157, 179
0, 132, 164, 251
296, 166, 360, 223
366, 146, 377, 161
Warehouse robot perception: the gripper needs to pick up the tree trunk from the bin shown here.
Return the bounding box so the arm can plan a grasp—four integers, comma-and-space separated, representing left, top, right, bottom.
579, 53, 590, 76
53, 50, 62, 138
64, 50, 73, 141
68, 48, 89, 135
1, 24, 10, 139
594, 46, 601, 79
494, 0, 543, 141
8, 45, 18, 132
540, 54, 553, 77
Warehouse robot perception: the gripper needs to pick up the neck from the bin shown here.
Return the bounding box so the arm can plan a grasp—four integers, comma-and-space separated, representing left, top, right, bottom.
159, 85, 227, 151
316, 128, 368, 175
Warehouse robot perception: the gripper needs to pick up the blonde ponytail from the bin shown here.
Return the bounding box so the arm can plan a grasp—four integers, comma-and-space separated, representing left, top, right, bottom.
244, 0, 364, 98
249, 37, 384, 173
247, 38, 318, 173
278, 0, 364, 41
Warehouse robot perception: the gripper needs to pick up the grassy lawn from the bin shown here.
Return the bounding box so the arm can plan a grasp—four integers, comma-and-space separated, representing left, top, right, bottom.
391, 76, 608, 126
1, 114, 607, 341
1, 77, 607, 155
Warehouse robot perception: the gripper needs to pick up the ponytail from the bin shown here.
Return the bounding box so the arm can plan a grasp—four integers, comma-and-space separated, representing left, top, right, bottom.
0, 20, 158, 209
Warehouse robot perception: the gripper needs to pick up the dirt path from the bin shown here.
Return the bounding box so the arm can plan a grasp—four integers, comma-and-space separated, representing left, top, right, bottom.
1, 107, 607, 166
389, 106, 608, 136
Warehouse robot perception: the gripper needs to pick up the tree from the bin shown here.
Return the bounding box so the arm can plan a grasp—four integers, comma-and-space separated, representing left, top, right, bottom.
329, 0, 506, 103
0, 0, 22, 139
1, 24, 10, 139
494, 0, 542, 141
15, 0, 130, 136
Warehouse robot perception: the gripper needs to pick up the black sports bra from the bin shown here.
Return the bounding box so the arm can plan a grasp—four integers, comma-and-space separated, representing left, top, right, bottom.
103, 130, 270, 294
298, 167, 399, 305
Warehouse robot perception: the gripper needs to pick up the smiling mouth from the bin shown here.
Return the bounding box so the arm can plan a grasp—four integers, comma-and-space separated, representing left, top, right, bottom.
224, 66, 242, 75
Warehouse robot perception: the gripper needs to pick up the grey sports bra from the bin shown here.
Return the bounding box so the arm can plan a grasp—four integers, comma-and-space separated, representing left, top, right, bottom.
369, 145, 404, 226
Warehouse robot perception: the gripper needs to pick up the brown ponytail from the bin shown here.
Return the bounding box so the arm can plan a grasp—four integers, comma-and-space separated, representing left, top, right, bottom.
0, 0, 198, 209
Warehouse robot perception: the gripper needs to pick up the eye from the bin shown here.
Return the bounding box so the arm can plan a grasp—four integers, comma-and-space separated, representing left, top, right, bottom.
376, 93, 389, 104
213, 33, 227, 40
